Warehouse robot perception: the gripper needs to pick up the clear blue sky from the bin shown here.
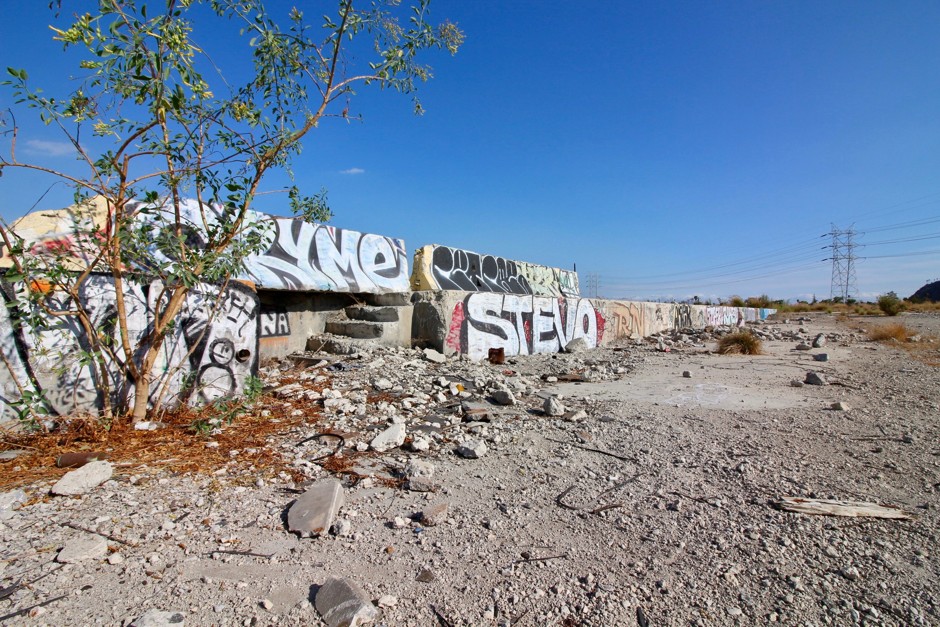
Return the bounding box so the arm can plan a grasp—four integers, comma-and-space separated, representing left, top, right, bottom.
3, 1, 939, 302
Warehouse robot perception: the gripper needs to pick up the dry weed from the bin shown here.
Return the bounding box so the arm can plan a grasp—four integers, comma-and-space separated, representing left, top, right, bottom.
716, 331, 763, 355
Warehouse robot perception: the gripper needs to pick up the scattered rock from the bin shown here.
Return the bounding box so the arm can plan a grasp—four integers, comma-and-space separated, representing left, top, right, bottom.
419, 502, 449, 527
831, 401, 850, 411
51, 461, 113, 496
804, 371, 828, 386
287, 478, 346, 538
790, 379, 804, 387
682, 370, 692, 378
456, 439, 488, 459
0, 488, 26, 520
129, 609, 185, 627
372, 378, 394, 392
56, 533, 109, 563
543, 396, 566, 417
315, 577, 379, 627
565, 337, 590, 353
812, 353, 829, 362
416, 568, 437, 583
491, 389, 516, 406
795, 343, 812, 351
812, 333, 827, 348
563, 409, 588, 422
370, 423, 406, 452
422, 347, 446, 363
377, 595, 398, 608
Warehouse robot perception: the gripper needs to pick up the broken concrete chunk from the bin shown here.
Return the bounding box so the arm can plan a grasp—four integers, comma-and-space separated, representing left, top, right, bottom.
0, 488, 26, 520
804, 371, 828, 386
129, 610, 186, 627
315, 577, 380, 627
51, 460, 113, 496
372, 378, 394, 392
543, 396, 566, 417
831, 401, 850, 411
288, 478, 345, 538
491, 389, 516, 406
812, 333, 827, 348
563, 409, 588, 423
419, 502, 449, 527
565, 337, 590, 353
422, 348, 446, 364
456, 439, 488, 459
56, 534, 109, 563
370, 423, 406, 452
405, 459, 435, 479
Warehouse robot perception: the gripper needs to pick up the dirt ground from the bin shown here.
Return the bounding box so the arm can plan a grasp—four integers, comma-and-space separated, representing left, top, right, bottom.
0, 312, 938, 626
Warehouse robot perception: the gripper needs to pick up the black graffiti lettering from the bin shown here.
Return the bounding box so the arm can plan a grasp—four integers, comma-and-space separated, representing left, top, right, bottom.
430, 246, 533, 294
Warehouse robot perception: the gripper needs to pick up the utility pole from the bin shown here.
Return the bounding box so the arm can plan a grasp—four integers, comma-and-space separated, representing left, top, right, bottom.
827, 225, 858, 302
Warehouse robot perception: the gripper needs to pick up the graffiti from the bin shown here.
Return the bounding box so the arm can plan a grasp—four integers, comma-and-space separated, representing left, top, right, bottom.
412, 245, 580, 297
705, 306, 743, 328
260, 306, 291, 338
429, 246, 532, 294
672, 304, 694, 330
245, 219, 409, 293
1, 276, 259, 419
448, 293, 603, 360
606, 302, 646, 339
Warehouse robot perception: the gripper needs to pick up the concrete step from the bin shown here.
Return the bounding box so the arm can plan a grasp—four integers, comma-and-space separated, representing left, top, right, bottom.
364, 292, 412, 307
345, 305, 400, 323
306, 334, 384, 356
324, 320, 385, 339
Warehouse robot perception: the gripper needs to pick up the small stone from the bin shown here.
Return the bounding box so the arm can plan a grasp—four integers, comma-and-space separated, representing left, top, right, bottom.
108, 552, 125, 565
795, 343, 812, 351
422, 348, 446, 364
491, 389, 516, 406
812, 333, 827, 348
727, 607, 743, 617
57, 534, 109, 563
377, 595, 398, 608
315, 577, 379, 627
416, 568, 437, 583
372, 378, 394, 392
410, 437, 431, 453
260, 599, 273, 611
830, 401, 850, 411
129, 609, 186, 627
790, 379, 804, 388
804, 371, 828, 386
331, 519, 353, 537
682, 371, 692, 378
565, 337, 590, 353
134, 421, 165, 431
370, 423, 406, 452
543, 396, 566, 417
405, 459, 435, 479
841, 566, 861, 581
51, 461, 113, 496
405, 477, 436, 492
813, 353, 829, 362
456, 439, 488, 459
420, 502, 449, 527
287, 478, 345, 538
563, 409, 588, 422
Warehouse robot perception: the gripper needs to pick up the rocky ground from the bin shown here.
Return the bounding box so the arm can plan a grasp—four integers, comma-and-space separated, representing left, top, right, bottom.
0, 312, 938, 626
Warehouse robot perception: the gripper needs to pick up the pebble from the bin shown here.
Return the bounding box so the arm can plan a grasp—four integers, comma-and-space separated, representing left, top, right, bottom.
456, 439, 488, 459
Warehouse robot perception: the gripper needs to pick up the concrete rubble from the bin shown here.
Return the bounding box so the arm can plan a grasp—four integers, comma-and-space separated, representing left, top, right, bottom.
0, 313, 938, 625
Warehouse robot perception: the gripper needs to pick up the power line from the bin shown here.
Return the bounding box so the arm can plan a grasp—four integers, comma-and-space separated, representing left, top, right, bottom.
827, 225, 858, 302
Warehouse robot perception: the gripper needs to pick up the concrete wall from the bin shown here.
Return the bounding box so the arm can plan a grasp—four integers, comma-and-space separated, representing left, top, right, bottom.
413, 291, 775, 360
0, 277, 259, 422
258, 291, 364, 359
411, 245, 579, 297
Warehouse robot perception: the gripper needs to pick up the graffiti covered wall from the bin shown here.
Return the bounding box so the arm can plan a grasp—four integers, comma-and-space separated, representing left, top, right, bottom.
0, 277, 259, 421
444, 293, 603, 360
411, 245, 579, 297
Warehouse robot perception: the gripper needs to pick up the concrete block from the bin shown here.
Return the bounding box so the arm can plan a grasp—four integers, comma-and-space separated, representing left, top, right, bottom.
288, 479, 345, 537
315, 577, 380, 627
370, 424, 406, 452
345, 305, 400, 322
51, 461, 113, 496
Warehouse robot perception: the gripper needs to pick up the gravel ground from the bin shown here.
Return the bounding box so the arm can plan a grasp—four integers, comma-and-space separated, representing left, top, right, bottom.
0, 312, 938, 626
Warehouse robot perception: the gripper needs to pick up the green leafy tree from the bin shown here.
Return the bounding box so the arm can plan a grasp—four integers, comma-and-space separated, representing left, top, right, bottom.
877, 291, 903, 316
0, 0, 462, 422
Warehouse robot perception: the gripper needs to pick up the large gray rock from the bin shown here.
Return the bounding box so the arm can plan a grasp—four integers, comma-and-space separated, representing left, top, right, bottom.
491, 389, 516, 406
130, 610, 185, 627
288, 479, 345, 538
456, 439, 488, 459
370, 423, 406, 452
51, 461, 113, 496
56, 534, 109, 563
804, 371, 829, 386
565, 337, 590, 353
812, 333, 827, 348
543, 396, 566, 417
315, 577, 380, 627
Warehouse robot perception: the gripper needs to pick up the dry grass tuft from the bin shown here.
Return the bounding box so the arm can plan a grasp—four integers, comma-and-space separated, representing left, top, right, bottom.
716, 330, 763, 355
868, 323, 913, 343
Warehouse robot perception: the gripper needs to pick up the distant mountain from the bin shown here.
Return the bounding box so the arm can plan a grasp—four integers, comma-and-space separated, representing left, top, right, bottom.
909, 280, 940, 302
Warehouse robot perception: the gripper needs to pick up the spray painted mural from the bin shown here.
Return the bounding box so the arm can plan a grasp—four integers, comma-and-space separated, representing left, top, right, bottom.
444, 293, 604, 360
411, 245, 579, 297
0, 277, 258, 421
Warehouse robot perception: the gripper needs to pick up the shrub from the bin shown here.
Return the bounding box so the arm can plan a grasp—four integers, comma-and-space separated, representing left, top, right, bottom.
868, 323, 912, 343
877, 292, 904, 316
716, 331, 763, 355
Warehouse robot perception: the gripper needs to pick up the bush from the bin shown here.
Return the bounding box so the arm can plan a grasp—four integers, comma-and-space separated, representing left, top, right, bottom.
868, 323, 912, 343
877, 292, 904, 316
716, 331, 763, 355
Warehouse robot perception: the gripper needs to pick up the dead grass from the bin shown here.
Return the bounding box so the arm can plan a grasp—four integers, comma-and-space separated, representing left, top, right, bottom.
716, 331, 763, 355
868, 323, 914, 343
0, 373, 329, 490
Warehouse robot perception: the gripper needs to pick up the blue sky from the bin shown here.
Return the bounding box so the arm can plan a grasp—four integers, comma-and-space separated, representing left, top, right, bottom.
2, 1, 939, 302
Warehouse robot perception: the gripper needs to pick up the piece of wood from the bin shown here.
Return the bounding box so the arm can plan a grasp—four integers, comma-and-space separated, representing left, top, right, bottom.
775, 497, 912, 520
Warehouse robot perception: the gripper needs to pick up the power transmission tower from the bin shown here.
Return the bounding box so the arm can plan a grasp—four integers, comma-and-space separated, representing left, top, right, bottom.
583, 273, 600, 298
828, 225, 858, 302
